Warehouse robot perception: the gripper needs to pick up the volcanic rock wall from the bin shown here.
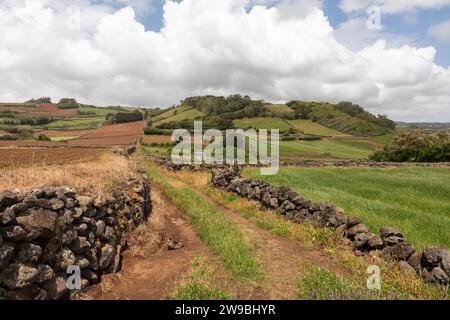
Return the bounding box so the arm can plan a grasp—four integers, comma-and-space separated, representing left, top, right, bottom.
211, 166, 450, 286
0, 176, 151, 300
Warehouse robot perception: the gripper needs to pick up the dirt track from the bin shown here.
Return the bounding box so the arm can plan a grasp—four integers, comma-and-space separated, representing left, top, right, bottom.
83, 184, 221, 300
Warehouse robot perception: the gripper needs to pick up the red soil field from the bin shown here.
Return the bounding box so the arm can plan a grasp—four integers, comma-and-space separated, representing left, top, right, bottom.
0, 148, 104, 169
0, 130, 10, 136
0, 103, 79, 117
142, 135, 173, 144
68, 121, 143, 147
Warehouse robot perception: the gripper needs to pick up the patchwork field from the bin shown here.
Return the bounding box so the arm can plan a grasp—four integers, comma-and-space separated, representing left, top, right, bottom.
0, 103, 79, 117
244, 167, 450, 249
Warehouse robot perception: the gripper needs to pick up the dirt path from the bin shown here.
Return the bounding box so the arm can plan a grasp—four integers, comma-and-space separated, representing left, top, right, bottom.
82, 184, 222, 300
193, 188, 350, 300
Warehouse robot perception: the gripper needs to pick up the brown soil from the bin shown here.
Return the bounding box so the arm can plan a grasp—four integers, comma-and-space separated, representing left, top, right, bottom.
82, 184, 229, 300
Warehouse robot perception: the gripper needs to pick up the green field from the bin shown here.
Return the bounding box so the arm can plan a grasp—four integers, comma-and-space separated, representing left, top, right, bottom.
287, 120, 348, 137
50, 136, 79, 141
279, 140, 377, 160
43, 116, 106, 130
244, 167, 450, 249
234, 117, 292, 131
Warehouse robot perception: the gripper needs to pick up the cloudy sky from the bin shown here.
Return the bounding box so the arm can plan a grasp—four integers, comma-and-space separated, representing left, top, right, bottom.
0, 0, 449, 121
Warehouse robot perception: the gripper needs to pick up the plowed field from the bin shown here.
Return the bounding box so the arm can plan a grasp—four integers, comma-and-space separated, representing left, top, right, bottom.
68, 121, 143, 147
0, 148, 104, 168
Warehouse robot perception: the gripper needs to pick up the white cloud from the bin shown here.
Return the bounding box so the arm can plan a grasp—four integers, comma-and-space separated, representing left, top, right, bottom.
339, 0, 450, 14
428, 20, 450, 43
0, 0, 449, 121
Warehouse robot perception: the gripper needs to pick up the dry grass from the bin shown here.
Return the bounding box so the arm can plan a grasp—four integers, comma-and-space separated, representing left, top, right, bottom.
0, 152, 136, 194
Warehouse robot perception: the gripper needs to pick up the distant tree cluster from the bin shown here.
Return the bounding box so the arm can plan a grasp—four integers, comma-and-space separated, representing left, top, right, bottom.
287, 101, 396, 136
370, 130, 450, 162
182, 94, 266, 119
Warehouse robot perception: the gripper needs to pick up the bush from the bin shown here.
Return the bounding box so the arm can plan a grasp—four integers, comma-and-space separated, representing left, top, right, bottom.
26, 97, 52, 104
370, 130, 450, 162
0, 134, 18, 141
57, 98, 79, 109
37, 134, 51, 141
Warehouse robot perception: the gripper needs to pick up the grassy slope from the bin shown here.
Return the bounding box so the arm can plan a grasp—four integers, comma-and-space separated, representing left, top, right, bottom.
234, 117, 291, 131
280, 140, 377, 160
244, 167, 450, 249
288, 119, 348, 137
265, 104, 294, 114
368, 134, 395, 145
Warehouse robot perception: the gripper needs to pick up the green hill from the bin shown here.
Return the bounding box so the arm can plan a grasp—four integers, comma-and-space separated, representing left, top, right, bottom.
147, 95, 395, 139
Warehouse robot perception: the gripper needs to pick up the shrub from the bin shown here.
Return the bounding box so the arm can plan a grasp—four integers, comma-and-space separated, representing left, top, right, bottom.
113, 111, 144, 123
370, 130, 450, 162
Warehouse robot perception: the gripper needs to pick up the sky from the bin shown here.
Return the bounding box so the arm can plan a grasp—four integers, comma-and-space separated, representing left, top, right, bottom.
0, 0, 449, 121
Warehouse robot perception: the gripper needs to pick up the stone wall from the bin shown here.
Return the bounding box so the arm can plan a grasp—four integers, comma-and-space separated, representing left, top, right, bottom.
212, 166, 449, 286
0, 175, 151, 300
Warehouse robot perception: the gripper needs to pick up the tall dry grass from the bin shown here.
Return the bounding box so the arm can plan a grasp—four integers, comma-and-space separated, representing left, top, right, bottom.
0, 153, 136, 194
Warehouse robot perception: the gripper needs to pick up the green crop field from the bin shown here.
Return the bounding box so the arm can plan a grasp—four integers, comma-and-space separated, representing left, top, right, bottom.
279, 139, 377, 160
287, 119, 348, 137
152, 105, 195, 122
43, 116, 106, 130
234, 117, 292, 131
244, 167, 450, 249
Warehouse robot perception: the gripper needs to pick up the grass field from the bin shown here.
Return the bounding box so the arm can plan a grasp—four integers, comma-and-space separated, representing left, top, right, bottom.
43, 116, 106, 130
287, 120, 348, 137
234, 117, 291, 131
244, 167, 450, 249
368, 134, 395, 145
79, 106, 119, 115
279, 140, 377, 160
50, 136, 79, 141
154, 108, 203, 126
265, 104, 294, 115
